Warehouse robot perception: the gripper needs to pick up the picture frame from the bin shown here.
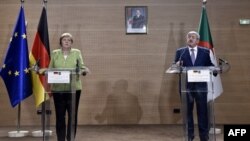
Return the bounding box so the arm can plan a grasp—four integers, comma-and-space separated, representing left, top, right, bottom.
125, 6, 148, 34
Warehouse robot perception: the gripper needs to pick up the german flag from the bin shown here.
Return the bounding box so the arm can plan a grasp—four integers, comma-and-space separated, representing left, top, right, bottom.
29, 7, 50, 107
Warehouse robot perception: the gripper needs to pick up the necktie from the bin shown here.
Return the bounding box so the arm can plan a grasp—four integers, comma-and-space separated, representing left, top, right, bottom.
190, 48, 195, 65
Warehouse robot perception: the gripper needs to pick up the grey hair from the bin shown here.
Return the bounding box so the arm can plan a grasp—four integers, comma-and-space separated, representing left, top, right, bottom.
187, 31, 200, 39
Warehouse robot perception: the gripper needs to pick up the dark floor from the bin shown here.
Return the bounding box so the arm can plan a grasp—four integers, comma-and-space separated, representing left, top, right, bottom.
0, 125, 223, 141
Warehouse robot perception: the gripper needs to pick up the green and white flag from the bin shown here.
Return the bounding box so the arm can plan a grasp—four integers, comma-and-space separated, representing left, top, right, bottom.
198, 5, 223, 101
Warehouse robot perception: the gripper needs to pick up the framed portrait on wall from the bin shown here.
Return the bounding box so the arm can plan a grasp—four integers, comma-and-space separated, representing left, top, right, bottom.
125, 6, 148, 34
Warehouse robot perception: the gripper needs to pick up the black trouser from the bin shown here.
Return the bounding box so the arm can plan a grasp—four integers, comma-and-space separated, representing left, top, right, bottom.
53, 90, 81, 141
186, 91, 209, 141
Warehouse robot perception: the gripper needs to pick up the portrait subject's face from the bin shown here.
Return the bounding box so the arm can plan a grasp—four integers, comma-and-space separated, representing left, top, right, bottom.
136, 10, 141, 17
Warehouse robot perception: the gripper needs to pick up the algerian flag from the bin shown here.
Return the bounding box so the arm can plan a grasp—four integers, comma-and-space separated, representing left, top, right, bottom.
198, 5, 223, 102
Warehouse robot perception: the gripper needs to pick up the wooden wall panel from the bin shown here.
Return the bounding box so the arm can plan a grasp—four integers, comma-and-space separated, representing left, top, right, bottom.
0, 0, 250, 126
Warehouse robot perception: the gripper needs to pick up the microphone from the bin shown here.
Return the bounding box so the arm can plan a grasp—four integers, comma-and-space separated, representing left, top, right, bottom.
75, 59, 80, 80
177, 48, 187, 66
174, 48, 187, 73
76, 59, 87, 76
218, 58, 231, 73
30, 58, 40, 73
219, 58, 228, 64
76, 59, 80, 74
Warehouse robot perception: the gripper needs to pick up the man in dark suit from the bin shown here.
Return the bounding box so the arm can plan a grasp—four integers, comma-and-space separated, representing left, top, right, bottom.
132, 9, 145, 29
174, 31, 214, 141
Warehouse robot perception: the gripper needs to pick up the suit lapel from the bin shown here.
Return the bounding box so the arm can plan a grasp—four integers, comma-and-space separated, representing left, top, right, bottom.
194, 47, 203, 66
183, 47, 193, 66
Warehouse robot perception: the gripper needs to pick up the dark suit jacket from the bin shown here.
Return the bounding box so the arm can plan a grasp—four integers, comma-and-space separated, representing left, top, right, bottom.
174, 46, 214, 91
132, 15, 145, 28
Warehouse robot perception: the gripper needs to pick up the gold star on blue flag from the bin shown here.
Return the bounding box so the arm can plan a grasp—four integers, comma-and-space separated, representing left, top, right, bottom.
0, 6, 32, 107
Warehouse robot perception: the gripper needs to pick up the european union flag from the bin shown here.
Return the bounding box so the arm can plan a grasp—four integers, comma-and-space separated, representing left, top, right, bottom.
0, 6, 32, 107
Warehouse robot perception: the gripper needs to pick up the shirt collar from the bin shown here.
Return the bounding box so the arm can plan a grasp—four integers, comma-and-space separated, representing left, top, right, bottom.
188, 46, 197, 51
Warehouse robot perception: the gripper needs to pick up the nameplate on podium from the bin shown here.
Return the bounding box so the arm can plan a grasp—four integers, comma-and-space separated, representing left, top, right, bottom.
47, 71, 70, 84
187, 69, 210, 82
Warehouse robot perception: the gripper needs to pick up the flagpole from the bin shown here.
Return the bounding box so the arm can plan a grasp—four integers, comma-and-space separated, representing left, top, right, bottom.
8, 105, 29, 137
42, 1, 52, 140
43, 0, 48, 7
31, 0, 53, 139
201, 0, 222, 138
8, 0, 29, 138
21, 0, 24, 7
17, 0, 23, 131
41, 1, 52, 141
202, 0, 207, 6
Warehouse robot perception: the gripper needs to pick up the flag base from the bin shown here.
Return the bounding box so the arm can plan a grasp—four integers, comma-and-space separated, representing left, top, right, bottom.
31, 130, 53, 137
209, 127, 221, 134
8, 130, 29, 137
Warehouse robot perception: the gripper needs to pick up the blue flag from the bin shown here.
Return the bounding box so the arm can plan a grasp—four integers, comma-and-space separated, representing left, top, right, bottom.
0, 6, 32, 107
